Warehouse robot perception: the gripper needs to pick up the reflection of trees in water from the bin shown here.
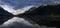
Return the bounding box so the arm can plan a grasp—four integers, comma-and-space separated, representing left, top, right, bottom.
0, 4, 60, 28
18, 4, 60, 28
0, 7, 56, 28
0, 14, 4, 18
0, 7, 14, 25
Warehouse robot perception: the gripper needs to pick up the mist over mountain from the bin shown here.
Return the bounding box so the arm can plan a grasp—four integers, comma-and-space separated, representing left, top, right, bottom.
0, 7, 14, 25
0, 0, 60, 15
0, 0, 60, 28
0, 7, 50, 28
0, 4, 58, 28
17, 4, 60, 28
0, 0, 60, 10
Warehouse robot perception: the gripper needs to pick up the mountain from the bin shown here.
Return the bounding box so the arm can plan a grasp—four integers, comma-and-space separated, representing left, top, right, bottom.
17, 4, 60, 28
0, 7, 14, 25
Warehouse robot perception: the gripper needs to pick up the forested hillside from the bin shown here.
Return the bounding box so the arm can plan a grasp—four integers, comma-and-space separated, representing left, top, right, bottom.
18, 4, 60, 28
0, 4, 60, 28
0, 7, 14, 25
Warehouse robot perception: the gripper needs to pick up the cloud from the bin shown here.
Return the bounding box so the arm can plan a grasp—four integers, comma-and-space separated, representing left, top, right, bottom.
0, 0, 60, 16
0, 0, 38, 9
0, 4, 34, 15
0, 0, 60, 18
0, 0, 59, 28
0, 0, 60, 10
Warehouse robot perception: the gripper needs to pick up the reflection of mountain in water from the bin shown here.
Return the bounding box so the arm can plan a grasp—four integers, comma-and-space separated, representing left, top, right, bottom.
0, 7, 41, 28
0, 7, 14, 25
0, 5, 57, 28
1, 4, 60, 28
18, 4, 60, 28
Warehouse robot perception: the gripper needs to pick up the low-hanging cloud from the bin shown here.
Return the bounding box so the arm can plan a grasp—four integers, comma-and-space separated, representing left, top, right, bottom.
0, 0, 60, 10
0, 0, 60, 28
0, 0, 60, 15
0, 5, 34, 15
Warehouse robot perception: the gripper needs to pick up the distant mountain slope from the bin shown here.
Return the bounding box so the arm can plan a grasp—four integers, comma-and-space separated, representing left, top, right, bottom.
0, 7, 14, 25
18, 4, 60, 28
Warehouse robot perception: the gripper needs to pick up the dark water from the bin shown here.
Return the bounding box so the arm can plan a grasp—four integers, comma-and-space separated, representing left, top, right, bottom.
0, 6, 57, 28
0, 0, 60, 28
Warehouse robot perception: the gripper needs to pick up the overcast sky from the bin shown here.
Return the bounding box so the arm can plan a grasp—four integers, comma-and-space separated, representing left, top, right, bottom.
0, 0, 60, 9
0, 0, 59, 28
0, 0, 60, 15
